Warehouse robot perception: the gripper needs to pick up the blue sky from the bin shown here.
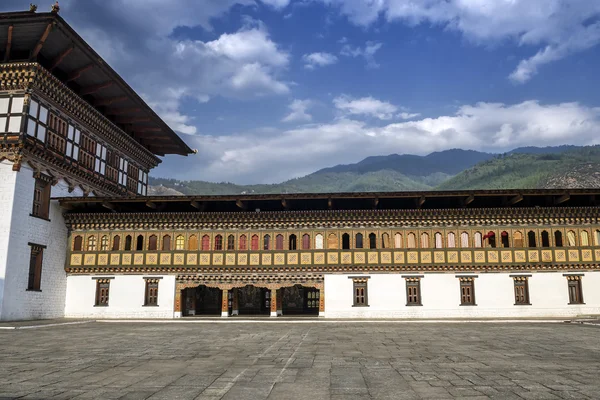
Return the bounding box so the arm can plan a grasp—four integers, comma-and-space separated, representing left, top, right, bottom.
3, 1, 600, 183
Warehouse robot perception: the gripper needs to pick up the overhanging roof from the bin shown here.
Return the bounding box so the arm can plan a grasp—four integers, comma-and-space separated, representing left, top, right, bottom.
0, 10, 193, 157
57, 188, 600, 214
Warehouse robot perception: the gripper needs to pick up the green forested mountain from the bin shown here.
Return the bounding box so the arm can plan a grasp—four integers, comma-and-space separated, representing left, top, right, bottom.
149, 145, 600, 195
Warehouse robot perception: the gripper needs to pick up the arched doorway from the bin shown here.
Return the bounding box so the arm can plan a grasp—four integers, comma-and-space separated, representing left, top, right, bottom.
281, 285, 319, 316
237, 285, 270, 316
183, 285, 222, 316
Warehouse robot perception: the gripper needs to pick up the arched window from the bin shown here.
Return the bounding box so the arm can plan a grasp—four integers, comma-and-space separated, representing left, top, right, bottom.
73, 235, 83, 251
567, 230, 576, 246
434, 232, 443, 249
541, 231, 550, 248
136, 235, 144, 251
328, 233, 339, 249
87, 236, 97, 251
394, 233, 402, 248
214, 235, 223, 251
302, 234, 311, 250
382, 233, 390, 249
188, 235, 198, 251
580, 230, 590, 246
289, 234, 297, 250
342, 233, 350, 249
460, 232, 469, 248
251, 234, 259, 251
407, 233, 416, 249
148, 235, 158, 251
355, 233, 364, 249
239, 234, 247, 250
554, 231, 563, 247
227, 235, 235, 250
595, 230, 600, 246
201, 235, 210, 251
447, 232, 456, 248
420, 232, 430, 248
501, 231, 509, 248
125, 235, 132, 251
368, 233, 377, 249
514, 231, 524, 247
315, 234, 324, 249
486, 232, 496, 248
276, 234, 284, 250
100, 235, 109, 251
112, 235, 120, 251
175, 235, 185, 250
528, 231, 537, 248
162, 235, 171, 251
263, 234, 271, 250
474, 232, 482, 248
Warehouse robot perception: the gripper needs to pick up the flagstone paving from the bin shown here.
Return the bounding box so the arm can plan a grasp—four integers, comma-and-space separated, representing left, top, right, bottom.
0, 322, 599, 399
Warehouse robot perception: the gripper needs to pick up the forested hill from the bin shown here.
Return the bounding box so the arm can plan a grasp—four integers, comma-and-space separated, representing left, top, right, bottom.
149, 145, 600, 195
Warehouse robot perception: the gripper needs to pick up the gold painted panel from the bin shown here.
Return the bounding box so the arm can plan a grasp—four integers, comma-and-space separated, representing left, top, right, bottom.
514, 250, 526, 263
381, 252, 392, 264
420, 252, 432, 264
341, 252, 352, 264
70, 254, 82, 266
474, 251, 486, 263
582, 249, 593, 262
327, 252, 338, 264
568, 249, 579, 262
460, 251, 472, 263
146, 253, 158, 265
434, 251, 445, 264
133, 254, 144, 265
200, 254, 210, 265
314, 252, 325, 265
186, 254, 197, 265
84, 254, 96, 266
174, 254, 185, 265
595, 249, 600, 262
213, 254, 224, 265
262, 253, 272, 265
541, 250, 553, 262
355, 252, 366, 264
487, 251, 499, 263
110, 254, 120, 266
555, 250, 566, 262
274, 253, 285, 265
447, 251, 458, 263
226, 254, 236, 265
250, 254, 260, 265
393, 252, 404, 264
122, 254, 132, 265
301, 253, 311, 265
160, 254, 172, 265
528, 250, 539, 263
98, 254, 108, 266
368, 252, 379, 264
238, 253, 248, 265
407, 251, 418, 264
288, 253, 298, 265
501, 251, 512, 263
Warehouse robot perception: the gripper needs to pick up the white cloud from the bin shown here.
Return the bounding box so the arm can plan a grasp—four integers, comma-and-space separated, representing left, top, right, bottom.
160, 100, 600, 183
302, 52, 339, 69
340, 41, 383, 68
260, 0, 291, 9
282, 99, 313, 122
321, 0, 600, 82
334, 95, 398, 120
398, 112, 420, 120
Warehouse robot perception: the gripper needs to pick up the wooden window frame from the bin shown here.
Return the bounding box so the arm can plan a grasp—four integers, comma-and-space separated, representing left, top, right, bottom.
227, 235, 235, 251
350, 277, 369, 307
457, 276, 477, 306
93, 278, 113, 307
31, 176, 51, 220
511, 276, 531, 306
355, 233, 363, 249
27, 243, 46, 291
144, 278, 161, 307
404, 277, 422, 306
565, 275, 584, 305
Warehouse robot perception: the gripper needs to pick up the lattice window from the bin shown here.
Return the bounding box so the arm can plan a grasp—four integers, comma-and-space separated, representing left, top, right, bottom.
302, 234, 311, 250
162, 235, 172, 251
405, 278, 421, 306
148, 235, 158, 251
352, 278, 369, 307
275, 234, 284, 250
460, 232, 469, 248
73, 235, 83, 251
420, 232, 430, 248
87, 236, 97, 251
355, 233, 363, 249
514, 231, 524, 247
24, 97, 47, 141
407, 233, 416, 249
566, 275, 584, 304
447, 232, 456, 248
394, 233, 402, 248
95, 279, 111, 306
127, 163, 139, 193
27, 244, 44, 291
188, 235, 198, 251
214, 235, 223, 251
315, 233, 324, 249
94, 142, 107, 175
474, 232, 482, 248
137, 169, 148, 196
239, 235, 247, 250
100, 235, 109, 251
32, 177, 51, 219
175, 235, 185, 250
79, 134, 96, 171
458, 277, 476, 306
0, 96, 24, 134
202, 235, 210, 251
66, 124, 81, 161
513, 276, 530, 305
580, 231, 590, 246
144, 279, 160, 306
434, 232, 443, 249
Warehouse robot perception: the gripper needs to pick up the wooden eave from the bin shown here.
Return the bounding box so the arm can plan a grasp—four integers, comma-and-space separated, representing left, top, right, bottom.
0, 11, 193, 157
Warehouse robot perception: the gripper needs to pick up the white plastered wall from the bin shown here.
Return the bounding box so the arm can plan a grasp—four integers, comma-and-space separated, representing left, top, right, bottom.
65, 275, 175, 319
324, 272, 600, 319
0, 161, 83, 321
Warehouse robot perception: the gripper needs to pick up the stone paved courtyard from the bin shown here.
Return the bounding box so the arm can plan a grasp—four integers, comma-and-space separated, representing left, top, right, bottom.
0, 321, 599, 399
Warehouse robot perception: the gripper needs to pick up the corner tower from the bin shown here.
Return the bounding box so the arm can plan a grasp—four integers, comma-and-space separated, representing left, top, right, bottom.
0, 8, 192, 320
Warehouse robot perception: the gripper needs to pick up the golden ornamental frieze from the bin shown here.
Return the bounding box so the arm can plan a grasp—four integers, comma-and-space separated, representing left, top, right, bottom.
64, 206, 600, 231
